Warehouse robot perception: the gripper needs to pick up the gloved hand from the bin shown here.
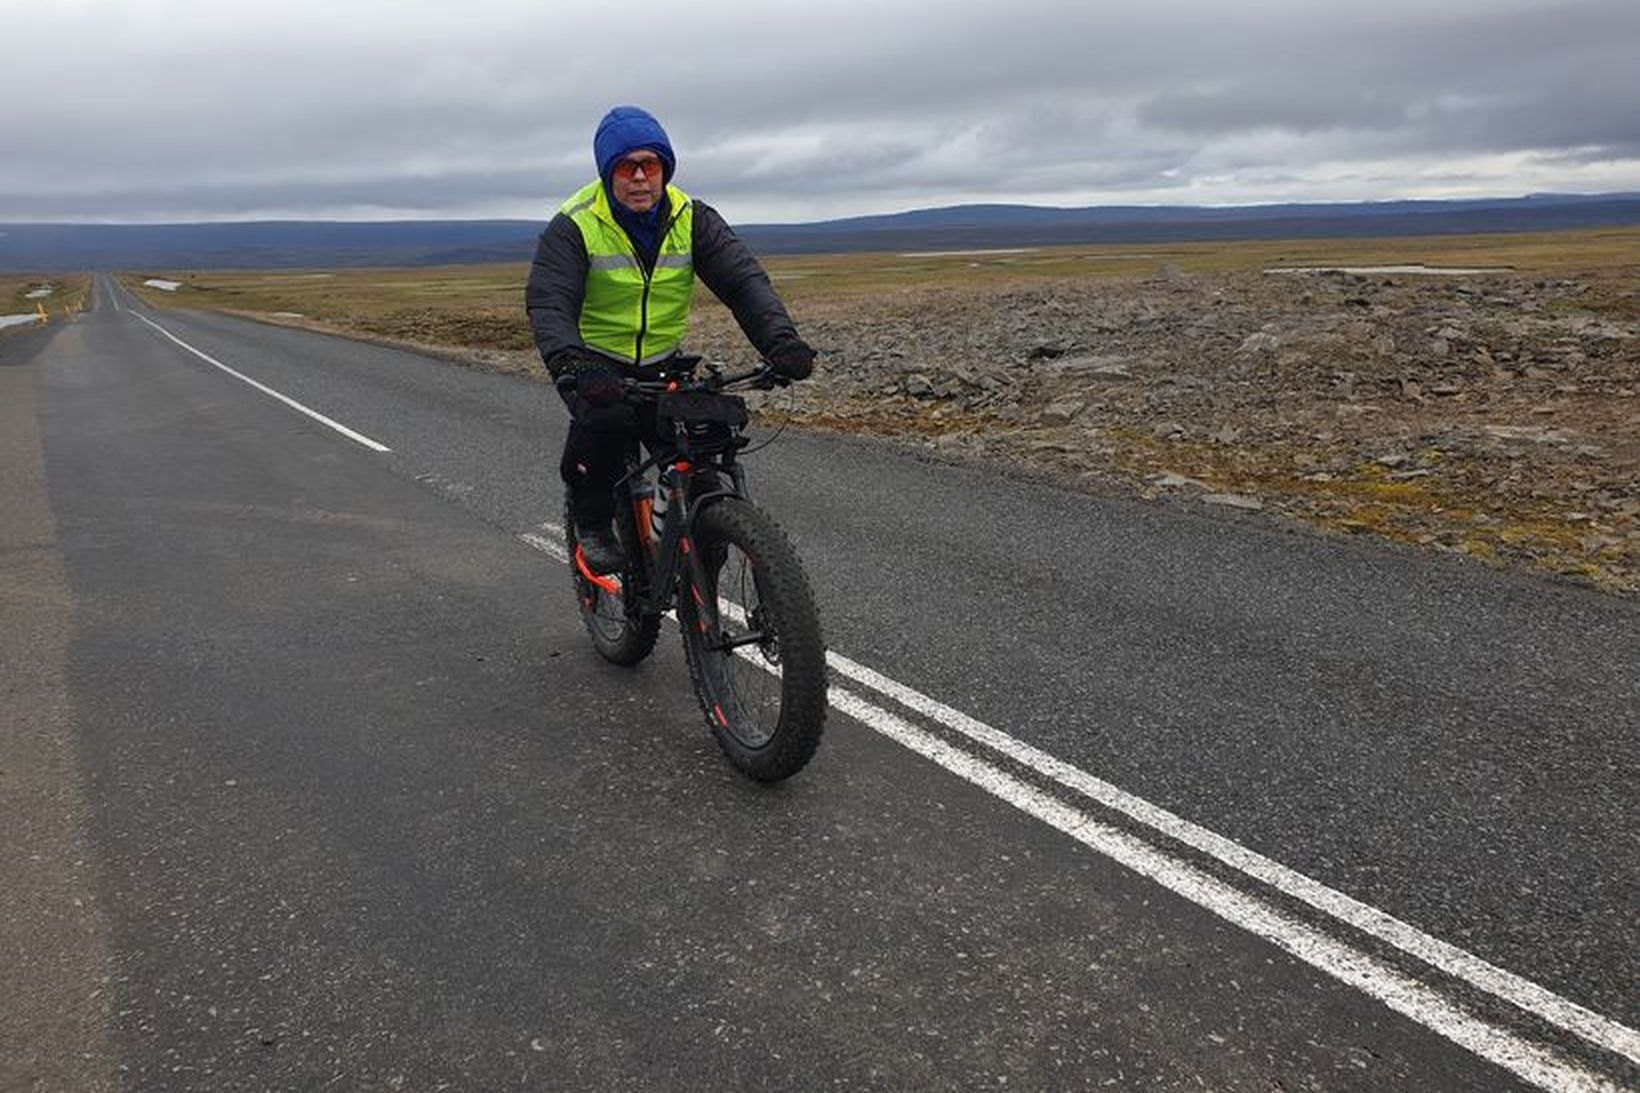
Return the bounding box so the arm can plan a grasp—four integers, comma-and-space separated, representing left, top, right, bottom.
766, 338, 817, 380
554, 352, 622, 403
555, 354, 635, 432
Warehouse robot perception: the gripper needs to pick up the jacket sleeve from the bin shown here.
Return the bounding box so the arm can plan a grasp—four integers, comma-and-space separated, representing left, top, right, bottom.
524, 213, 591, 378
691, 201, 801, 359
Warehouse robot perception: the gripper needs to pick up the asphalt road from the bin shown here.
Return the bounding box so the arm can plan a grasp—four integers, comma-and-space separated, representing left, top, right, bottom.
2, 274, 1634, 1091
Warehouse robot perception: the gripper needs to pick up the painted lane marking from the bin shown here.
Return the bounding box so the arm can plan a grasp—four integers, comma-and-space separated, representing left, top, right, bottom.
130, 311, 390, 453
823, 652, 1640, 1068
822, 686, 1621, 1093
95, 274, 120, 312
518, 519, 1635, 1087
518, 530, 568, 562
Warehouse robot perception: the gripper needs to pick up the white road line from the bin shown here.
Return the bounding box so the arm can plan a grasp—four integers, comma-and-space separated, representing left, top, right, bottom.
520, 521, 1633, 1090
97, 274, 122, 312
129, 311, 391, 453
825, 652, 1640, 1067
519, 531, 568, 563
692, 526, 1637, 1068
824, 687, 1621, 1093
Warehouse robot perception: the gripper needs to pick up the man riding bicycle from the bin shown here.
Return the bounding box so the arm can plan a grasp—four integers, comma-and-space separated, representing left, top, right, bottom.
525, 105, 817, 574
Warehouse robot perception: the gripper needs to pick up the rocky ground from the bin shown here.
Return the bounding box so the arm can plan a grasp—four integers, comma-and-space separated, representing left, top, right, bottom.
680, 266, 1640, 593
216, 263, 1639, 594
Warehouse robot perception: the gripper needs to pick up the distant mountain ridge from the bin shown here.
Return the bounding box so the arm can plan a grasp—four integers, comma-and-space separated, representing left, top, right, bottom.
771, 192, 1640, 231
0, 220, 542, 273
3, 192, 1637, 271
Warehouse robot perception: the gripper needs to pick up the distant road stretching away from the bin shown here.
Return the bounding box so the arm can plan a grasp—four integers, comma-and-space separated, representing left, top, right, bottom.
2, 275, 1635, 1091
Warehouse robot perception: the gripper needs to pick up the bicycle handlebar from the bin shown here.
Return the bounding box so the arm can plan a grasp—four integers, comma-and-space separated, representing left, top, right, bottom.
619, 358, 790, 397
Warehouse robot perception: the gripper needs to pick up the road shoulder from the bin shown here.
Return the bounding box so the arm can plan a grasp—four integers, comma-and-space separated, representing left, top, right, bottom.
0, 355, 115, 1091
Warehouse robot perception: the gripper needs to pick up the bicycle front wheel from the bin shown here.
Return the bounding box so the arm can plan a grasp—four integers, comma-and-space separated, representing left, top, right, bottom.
678, 498, 826, 782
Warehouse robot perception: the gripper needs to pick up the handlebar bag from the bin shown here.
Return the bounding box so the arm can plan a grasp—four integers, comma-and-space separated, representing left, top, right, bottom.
657, 390, 750, 430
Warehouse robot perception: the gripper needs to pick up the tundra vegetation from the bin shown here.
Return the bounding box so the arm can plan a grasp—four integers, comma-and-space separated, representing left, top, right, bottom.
120, 228, 1640, 592
0, 274, 89, 330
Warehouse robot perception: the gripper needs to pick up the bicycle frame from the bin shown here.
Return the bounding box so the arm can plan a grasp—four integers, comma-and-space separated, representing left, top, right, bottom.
564, 357, 827, 781
571, 359, 773, 651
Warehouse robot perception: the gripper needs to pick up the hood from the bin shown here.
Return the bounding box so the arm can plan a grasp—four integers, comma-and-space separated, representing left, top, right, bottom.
593, 105, 676, 185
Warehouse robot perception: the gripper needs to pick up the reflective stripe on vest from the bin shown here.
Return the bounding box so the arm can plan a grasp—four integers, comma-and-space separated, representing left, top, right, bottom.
560, 179, 695, 366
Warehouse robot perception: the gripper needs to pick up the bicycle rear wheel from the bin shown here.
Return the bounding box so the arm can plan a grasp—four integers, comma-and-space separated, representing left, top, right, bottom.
565, 508, 660, 666
678, 498, 826, 781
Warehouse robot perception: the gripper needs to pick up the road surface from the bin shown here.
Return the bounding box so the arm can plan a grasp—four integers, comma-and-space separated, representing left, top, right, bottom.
2, 274, 1635, 1091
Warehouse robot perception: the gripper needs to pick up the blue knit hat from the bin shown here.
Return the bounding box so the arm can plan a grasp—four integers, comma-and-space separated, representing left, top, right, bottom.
594, 106, 676, 185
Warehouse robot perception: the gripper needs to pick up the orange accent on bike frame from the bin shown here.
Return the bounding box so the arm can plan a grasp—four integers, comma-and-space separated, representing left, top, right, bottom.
635, 496, 655, 548
713, 704, 727, 727
674, 460, 691, 473
574, 545, 621, 595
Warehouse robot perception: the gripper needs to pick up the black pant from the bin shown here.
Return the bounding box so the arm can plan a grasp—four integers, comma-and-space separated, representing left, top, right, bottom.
560, 401, 662, 526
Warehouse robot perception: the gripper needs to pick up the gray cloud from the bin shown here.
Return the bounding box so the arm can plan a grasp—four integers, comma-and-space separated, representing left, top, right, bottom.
2, 0, 1637, 223
1137, 90, 1416, 136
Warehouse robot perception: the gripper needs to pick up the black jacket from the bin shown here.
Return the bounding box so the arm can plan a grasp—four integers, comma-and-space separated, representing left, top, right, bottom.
525, 196, 799, 379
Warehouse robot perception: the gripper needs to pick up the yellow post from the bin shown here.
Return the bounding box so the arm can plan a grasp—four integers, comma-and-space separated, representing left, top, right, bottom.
36, 302, 48, 324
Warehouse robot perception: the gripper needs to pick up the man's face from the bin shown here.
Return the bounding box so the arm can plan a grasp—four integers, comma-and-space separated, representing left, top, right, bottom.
611, 151, 664, 213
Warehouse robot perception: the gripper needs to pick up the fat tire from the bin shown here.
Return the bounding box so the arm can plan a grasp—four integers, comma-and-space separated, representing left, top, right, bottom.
565, 507, 660, 666
679, 498, 826, 781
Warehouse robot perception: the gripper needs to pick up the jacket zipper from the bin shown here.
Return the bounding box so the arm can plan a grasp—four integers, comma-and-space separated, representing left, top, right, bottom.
609, 197, 686, 366
635, 275, 651, 365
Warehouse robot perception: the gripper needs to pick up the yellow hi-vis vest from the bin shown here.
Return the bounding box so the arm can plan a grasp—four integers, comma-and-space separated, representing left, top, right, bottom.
560, 179, 694, 366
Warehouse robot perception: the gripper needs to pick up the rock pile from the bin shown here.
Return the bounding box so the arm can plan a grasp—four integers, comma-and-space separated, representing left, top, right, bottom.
686, 267, 1640, 592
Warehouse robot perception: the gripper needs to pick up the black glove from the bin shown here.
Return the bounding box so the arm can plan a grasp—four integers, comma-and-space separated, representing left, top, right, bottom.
766, 338, 816, 380
553, 352, 622, 403
555, 354, 635, 432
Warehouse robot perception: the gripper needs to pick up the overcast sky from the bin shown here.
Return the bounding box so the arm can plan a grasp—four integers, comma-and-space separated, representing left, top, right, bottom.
4, 0, 1637, 224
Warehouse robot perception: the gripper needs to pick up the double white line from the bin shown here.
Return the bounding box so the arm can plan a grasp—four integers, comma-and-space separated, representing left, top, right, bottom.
522, 520, 1635, 1093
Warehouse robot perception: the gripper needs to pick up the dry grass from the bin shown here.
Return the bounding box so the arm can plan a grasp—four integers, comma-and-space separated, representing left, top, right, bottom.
0, 274, 90, 332
118, 227, 1640, 347
119, 266, 537, 353
747, 227, 1640, 301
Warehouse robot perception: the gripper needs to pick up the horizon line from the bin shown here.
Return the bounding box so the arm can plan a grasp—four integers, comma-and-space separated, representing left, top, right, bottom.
4, 189, 1638, 231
